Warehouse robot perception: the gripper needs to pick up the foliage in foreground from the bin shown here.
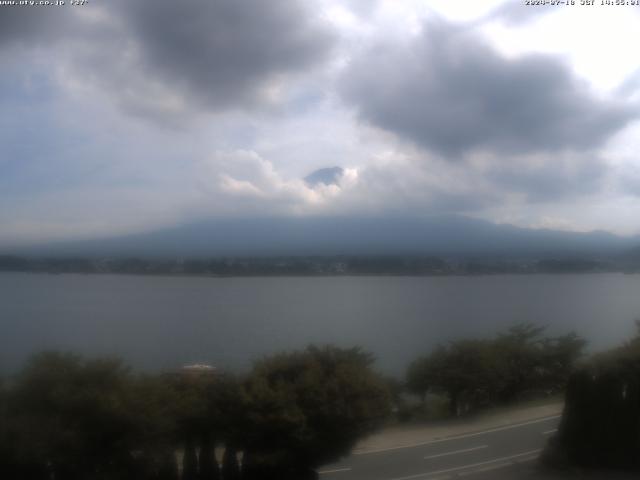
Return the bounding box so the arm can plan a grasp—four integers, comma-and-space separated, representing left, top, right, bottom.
406, 324, 586, 416
543, 322, 640, 471
242, 346, 390, 478
0, 346, 390, 480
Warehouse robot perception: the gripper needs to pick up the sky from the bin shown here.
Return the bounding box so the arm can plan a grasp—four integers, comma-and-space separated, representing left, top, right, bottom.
1, 0, 640, 247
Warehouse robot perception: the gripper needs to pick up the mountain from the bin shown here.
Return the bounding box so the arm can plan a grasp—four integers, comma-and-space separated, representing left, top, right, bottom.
304, 167, 344, 187
12, 215, 639, 259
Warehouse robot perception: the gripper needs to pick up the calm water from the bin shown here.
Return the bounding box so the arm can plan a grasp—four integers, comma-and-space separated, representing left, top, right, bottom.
1, 272, 640, 376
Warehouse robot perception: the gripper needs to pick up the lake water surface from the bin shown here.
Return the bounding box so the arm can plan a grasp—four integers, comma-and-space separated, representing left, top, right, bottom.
1, 272, 640, 376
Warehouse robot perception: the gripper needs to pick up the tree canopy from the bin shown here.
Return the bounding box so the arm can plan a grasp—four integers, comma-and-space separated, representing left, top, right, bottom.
545, 322, 640, 471
406, 324, 586, 416
0, 346, 391, 480
241, 346, 391, 479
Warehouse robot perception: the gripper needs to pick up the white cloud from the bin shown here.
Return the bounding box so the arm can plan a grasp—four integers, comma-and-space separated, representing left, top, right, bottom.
206, 150, 356, 214
480, 2, 640, 92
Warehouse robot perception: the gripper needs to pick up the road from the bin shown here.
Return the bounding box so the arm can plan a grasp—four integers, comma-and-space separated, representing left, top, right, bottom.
317, 415, 561, 480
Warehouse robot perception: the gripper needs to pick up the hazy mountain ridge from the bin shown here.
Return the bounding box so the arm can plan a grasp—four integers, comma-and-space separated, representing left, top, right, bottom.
10, 215, 639, 260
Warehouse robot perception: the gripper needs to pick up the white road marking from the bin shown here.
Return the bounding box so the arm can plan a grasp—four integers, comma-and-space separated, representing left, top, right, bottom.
457, 454, 538, 477
355, 415, 560, 455
423, 445, 488, 460
542, 429, 557, 435
318, 467, 352, 475
388, 449, 542, 480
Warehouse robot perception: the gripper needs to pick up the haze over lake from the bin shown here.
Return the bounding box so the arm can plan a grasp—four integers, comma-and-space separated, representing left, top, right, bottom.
2, 272, 640, 376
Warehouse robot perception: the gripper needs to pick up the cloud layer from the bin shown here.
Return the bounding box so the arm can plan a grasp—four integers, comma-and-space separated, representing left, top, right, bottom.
1, 1, 640, 245
341, 19, 636, 158
1, 0, 334, 121
109, 0, 333, 115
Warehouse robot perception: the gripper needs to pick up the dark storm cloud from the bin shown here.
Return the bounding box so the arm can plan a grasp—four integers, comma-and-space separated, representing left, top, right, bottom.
106, 0, 334, 112
0, 0, 334, 117
340, 20, 637, 159
0, 5, 70, 45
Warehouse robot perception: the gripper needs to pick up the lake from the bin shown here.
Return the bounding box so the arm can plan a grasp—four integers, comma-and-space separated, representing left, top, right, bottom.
1, 272, 639, 376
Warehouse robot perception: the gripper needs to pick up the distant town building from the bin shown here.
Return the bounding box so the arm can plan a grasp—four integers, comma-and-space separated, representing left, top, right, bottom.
161, 363, 220, 384
180, 363, 218, 378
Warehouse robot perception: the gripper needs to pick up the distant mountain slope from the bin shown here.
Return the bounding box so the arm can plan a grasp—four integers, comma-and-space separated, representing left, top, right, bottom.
304, 167, 344, 187
14, 215, 639, 259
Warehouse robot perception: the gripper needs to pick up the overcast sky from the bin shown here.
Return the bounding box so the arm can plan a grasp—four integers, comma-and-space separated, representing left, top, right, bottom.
1, 0, 640, 246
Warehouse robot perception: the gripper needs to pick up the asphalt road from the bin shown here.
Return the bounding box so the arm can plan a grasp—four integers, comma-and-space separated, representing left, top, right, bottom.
317, 415, 561, 480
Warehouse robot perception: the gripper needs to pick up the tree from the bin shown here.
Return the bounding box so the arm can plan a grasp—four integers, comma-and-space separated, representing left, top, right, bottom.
125, 374, 181, 478
240, 346, 391, 478
426, 340, 497, 416
406, 358, 430, 405
406, 324, 586, 417
198, 433, 220, 480
156, 450, 179, 480
221, 446, 240, 480
491, 323, 547, 403
5, 352, 142, 479
182, 437, 198, 480
545, 327, 640, 472
200, 374, 245, 452
538, 332, 587, 393
491, 324, 586, 402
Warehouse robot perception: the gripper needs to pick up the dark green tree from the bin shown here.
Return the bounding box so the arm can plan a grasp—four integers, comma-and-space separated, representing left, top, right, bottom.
156, 450, 179, 480
492, 323, 547, 402
127, 375, 181, 478
538, 332, 586, 393
221, 446, 240, 480
406, 324, 586, 417
406, 358, 430, 405
429, 340, 497, 416
1, 352, 191, 480
240, 345, 391, 478
198, 434, 219, 480
547, 329, 640, 471
6, 352, 142, 479
182, 437, 198, 480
